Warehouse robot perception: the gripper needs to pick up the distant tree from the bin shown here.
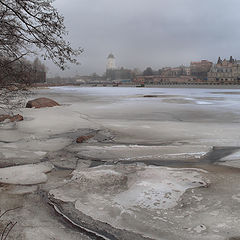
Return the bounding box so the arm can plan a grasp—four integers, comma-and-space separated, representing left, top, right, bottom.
32, 58, 45, 73
31, 57, 46, 83
132, 68, 141, 75
143, 67, 153, 76
118, 68, 132, 79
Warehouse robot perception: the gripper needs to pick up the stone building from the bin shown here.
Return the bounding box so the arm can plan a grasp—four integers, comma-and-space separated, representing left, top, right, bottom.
190, 60, 213, 80
161, 67, 183, 77
134, 75, 193, 85
183, 66, 191, 76
105, 53, 134, 81
134, 65, 194, 85
161, 66, 191, 77
207, 57, 240, 84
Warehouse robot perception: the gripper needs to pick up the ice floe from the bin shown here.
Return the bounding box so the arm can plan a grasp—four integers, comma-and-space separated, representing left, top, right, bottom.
0, 162, 54, 185
49, 165, 209, 231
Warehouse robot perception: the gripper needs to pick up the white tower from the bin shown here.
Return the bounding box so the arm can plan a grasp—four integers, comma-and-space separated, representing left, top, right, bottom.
106, 53, 116, 70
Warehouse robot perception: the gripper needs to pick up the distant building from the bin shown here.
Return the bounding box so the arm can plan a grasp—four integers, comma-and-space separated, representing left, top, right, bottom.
134, 75, 194, 85
208, 56, 240, 84
106, 53, 116, 80
105, 53, 134, 81
190, 60, 212, 80
161, 67, 183, 77
134, 64, 196, 85
183, 66, 191, 76
161, 66, 190, 77
106, 53, 116, 70
106, 67, 133, 81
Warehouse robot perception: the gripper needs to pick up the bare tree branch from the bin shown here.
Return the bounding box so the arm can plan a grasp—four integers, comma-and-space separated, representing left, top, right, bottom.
0, 207, 21, 219
0, 0, 83, 71
0, 0, 82, 112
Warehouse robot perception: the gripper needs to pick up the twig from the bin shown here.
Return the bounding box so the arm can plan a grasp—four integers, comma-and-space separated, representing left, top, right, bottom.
0, 207, 21, 219
1, 222, 11, 240
1, 222, 17, 240
3, 222, 17, 240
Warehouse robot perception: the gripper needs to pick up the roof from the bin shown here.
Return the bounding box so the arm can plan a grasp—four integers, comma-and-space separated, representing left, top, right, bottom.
108, 53, 115, 59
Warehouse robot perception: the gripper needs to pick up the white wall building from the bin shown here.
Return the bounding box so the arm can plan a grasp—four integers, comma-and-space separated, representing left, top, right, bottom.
106, 53, 116, 70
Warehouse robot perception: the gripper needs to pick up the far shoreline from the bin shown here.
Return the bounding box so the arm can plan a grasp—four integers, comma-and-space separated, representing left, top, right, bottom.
35, 83, 240, 90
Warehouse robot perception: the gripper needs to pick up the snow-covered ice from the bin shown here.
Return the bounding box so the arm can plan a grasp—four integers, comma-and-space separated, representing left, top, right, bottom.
0, 162, 54, 185
50, 165, 209, 232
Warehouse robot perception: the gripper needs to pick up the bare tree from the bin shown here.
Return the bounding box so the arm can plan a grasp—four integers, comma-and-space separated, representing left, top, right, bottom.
0, 0, 83, 112
0, 0, 83, 70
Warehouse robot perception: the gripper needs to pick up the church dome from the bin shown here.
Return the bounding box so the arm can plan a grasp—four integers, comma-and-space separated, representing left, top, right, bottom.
107, 53, 115, 59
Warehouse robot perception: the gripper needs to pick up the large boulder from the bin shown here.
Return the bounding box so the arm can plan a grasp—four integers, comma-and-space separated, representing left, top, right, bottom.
26, 97, 60, 108
0, 114, 23, 122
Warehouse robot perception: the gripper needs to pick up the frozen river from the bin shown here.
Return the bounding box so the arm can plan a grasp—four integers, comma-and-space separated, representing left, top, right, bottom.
49, 86, 240, 123
51, 86, 240, 102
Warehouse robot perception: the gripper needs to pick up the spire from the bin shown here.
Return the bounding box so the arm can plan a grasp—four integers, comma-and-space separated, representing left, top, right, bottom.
108, 53, 115, 59
217, 57, 222, 64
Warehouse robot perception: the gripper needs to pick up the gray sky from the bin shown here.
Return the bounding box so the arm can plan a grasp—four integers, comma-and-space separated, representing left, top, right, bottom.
48, 0, 240, 77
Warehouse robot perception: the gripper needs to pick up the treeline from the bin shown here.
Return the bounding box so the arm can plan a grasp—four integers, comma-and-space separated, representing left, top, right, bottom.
0, 57, 46, 87
143, 67, 162, 76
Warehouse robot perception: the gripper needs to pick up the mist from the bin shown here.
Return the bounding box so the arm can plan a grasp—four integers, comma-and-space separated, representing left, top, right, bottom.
47, 0, 240, 76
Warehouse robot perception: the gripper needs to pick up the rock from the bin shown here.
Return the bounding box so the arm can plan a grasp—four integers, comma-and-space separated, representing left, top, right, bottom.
10, 114, 24, 122
143, 95, 159, 98
26, 97, 60, 108
76, 135, 94, 143
0, 114, 23, 122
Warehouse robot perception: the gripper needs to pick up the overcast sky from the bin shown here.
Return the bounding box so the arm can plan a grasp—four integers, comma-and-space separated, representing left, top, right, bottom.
48, 0, 240, 77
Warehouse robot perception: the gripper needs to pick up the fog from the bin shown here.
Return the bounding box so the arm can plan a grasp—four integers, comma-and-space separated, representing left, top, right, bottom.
47, 0, 240, 76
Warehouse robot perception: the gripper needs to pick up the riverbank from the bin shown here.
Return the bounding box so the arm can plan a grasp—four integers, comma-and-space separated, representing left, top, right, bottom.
34, 82, 240, 89
1, 86, 240, 240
